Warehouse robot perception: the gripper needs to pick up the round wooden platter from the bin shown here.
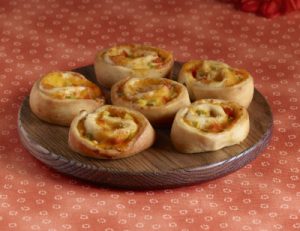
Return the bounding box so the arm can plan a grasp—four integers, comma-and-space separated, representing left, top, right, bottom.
18, 62, 273, 189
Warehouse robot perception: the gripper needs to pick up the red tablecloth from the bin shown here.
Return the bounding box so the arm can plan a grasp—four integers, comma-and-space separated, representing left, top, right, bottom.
0, 0, 299, 230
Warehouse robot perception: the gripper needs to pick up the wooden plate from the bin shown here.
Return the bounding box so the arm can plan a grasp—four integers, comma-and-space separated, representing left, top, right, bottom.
18, 62, 273, 189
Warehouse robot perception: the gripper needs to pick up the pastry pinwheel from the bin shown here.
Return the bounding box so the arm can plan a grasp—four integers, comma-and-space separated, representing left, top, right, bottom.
111, 77, 191, 126
94, 44, 174, 88
171, 99, 250, 153
68, 105, 155, 159
178, 60, 254, 108
29, 71, 105, 126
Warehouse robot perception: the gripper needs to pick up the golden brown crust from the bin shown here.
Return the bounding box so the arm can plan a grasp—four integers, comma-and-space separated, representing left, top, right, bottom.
94, 44, 174, 88
178, 60, 254, 108
171, 99, 250, 153
68, 105, 155, 159
29, 71, 105, 126
111, 77, 191, 126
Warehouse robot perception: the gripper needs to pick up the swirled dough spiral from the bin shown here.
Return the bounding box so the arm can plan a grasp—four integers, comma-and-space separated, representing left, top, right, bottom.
178, 60, 254, 108
94, 44, 174, 88
171, 99, 250, 153
68, 105, 155, 159
29, 71, 104, 126
111, 77, 190, 126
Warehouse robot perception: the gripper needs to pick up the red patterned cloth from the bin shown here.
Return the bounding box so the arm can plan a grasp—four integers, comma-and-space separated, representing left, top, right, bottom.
0, 0, 300, 230
240, 0, 300, 17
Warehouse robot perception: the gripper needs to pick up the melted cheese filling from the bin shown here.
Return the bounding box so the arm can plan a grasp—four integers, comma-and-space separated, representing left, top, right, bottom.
78, 109, 139, 150
120, 78, 179, 107
190, 61, 248, 87
40, 72, 101, 99
103, 46, 165, 69
183, 103, 236, 133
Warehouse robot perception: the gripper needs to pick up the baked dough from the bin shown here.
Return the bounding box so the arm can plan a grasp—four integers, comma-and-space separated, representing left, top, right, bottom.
94, 44, 174, 88
29, 71, 105, 126
111, 77, 191, 126
68, 105, 155, 159
178, 60, 254, 108
171, 99, 250, 153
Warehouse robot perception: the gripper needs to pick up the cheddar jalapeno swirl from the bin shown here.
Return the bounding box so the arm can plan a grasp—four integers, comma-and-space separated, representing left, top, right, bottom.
68, 105, 155, 159
178, 60, 254, 108
29, 71, 104, 126
111, 77, 190, 126
171, 99, 250, 153
94, 44, 174, 88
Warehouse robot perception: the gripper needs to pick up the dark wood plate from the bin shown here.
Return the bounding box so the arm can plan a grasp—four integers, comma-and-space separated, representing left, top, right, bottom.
18, 62, 273, 189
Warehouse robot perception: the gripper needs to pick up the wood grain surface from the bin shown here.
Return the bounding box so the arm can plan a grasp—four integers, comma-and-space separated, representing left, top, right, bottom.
18, 62, 273, 189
